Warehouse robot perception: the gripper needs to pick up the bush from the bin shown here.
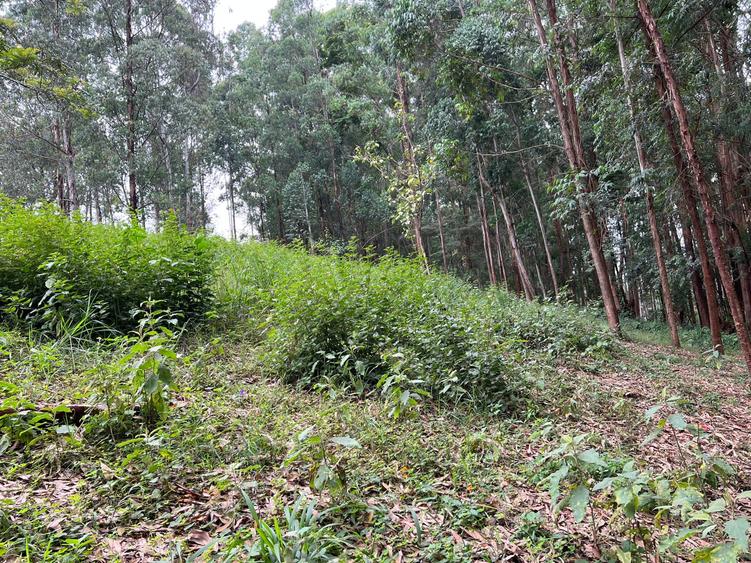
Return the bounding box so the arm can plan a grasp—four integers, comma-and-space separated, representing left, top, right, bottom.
0, 197, 215, 333
215, 242, 614, 409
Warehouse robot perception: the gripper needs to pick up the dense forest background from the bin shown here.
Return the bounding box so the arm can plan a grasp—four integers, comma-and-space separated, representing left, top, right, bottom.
2, 0, 751, 361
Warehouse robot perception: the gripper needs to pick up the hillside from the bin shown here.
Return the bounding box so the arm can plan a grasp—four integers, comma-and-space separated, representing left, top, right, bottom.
1, 209, 749, 562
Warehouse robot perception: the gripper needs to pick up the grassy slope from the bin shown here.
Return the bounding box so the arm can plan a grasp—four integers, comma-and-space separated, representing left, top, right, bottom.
1, 244, 750, 562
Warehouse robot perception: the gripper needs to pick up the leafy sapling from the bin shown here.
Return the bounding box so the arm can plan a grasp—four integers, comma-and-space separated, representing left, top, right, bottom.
540, 433, 608, 549
284, 425, 362, 493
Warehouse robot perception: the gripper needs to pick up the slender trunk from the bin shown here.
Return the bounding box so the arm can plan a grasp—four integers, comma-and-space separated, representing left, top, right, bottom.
521, 157, 558, 298
492, 195, 509, 288
535, 260, 547, 300
704, 20, 751, 327
199, 167, 207, 231
647, 20, 724, 351
125, 0, 137, 214
303, 190, 314, 246
612, 1, 679, 346
646, 191, 680, 346
476, 170, 497, 285
434, 191, 448, 273
682, 217, 709, 327
506, 129, 559, 298
499, 194, 533, 299
528, 0, 619, 331
183, 139, 192, 229
395, 65, 428, 270
639, 0, 751, 369
477, 194, 496, 285
620, 202, 640, 318
553, 219, 570, 286
228, 166, 237, 241
95, 186, 102, 223
479, 155, 534, 300
52, 120, 66, 213
51, 0, 68, 215
460, 202, 472, 273
61, 113, 77, 212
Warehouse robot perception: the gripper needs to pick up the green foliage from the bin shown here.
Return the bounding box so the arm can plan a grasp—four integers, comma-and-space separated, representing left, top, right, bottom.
215, 241, 613, 411
537, 407, 751, 562
0, 198, 215, 332
119, 301, 181, 425
238, 493, 347, 562
284, 425, 362, 493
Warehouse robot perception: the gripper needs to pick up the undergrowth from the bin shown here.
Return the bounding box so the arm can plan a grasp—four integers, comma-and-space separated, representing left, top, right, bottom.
12, 201, 747, 562
213, 241, 614, 411
0, 197, 215, 333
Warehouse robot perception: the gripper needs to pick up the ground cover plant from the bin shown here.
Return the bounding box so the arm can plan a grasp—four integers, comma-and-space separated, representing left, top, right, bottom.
1, 207, 749, 562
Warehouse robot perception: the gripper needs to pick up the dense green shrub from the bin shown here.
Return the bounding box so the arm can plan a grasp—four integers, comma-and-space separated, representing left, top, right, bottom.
0, 197, 215, 332
215, 242, 614, 408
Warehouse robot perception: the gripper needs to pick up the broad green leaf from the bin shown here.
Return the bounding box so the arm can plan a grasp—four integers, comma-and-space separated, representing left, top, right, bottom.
568, 485, 589, 523
297, 425, 316, 441
725, 518, 749, 551
577, 449, 606, 466
547, 463, 569, 506
706, 498, 727, 513
329, 436, 361, 448
313, 461, 332, 490
0, 435, 10, 455
615, 549, 632, 563
659, 527, 698, 553
667, 413, 687, 430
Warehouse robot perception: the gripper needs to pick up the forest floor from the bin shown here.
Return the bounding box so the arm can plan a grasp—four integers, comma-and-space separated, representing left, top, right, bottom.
2, 334, 750, 562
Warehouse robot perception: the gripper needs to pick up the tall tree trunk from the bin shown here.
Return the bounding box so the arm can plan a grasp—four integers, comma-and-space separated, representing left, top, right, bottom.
479, 156, 534, 300
534, 260, 547, 300
491, 195, 509, 288
95, 186, 102, 223
61, 113, 78, 212
476, 169, 497, 285
682, 217, 709, 327
505, 129, 559, 298
477, 193, 496, 285
638, 0, 751, 370
125, 0, 137, 214
612, 2, 679, 346
704, 20, 751, 327
199, 167, 207, 231
395, 65, 428, 270
52, 120, 66, 214
228, 163, 237, 241
528, 0, 620, 331
434, 191, 449, 273
183, 138, 192, 229
553, 216, 571, 287
647, 20, 724, 351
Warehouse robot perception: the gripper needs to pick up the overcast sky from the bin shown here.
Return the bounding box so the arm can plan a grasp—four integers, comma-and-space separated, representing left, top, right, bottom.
214, 0, 338, 34
208, 0, 336, 238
